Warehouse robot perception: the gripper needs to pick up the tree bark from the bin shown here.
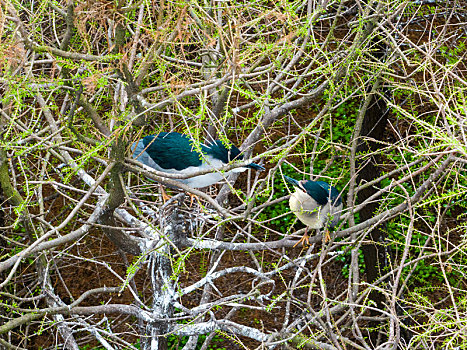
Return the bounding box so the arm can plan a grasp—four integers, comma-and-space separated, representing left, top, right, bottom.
357, 37, 390, 347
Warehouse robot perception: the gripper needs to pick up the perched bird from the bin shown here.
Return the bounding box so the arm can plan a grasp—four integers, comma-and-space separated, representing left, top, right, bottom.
284, 175, 343, 247
131, 132, 264, 198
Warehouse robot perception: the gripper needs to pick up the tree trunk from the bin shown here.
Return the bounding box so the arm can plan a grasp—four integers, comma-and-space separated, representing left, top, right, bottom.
357, 38, 390, 345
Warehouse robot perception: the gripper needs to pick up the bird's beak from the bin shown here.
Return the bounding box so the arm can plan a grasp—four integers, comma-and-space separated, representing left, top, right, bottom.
246, 162, 265, 171
284, 175, 300, 187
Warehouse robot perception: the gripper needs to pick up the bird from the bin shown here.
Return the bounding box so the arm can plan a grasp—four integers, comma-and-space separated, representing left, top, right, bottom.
131, 132, 264, 199
284, 175, 343, 247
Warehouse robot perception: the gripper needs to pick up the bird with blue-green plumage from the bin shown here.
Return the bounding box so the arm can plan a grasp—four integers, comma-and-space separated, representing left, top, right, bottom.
284, 175, 343, 247
131, 132, 264, 200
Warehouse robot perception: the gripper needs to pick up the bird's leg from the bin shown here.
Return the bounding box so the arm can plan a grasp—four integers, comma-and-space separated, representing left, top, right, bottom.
293, 227, 310, 248
159, 184, 171, 203
187, 193, 202, 207
323, 229, 331, 243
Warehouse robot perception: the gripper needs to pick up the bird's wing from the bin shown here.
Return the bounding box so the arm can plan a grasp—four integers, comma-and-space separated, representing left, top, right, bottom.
316, 181, 341, 205
301, 181, 332, 206
143, 133, 203, 171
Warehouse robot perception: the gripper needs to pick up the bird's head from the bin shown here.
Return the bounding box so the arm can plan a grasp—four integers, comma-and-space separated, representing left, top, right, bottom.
284, 176, 341, 206
205, 140, 264, 171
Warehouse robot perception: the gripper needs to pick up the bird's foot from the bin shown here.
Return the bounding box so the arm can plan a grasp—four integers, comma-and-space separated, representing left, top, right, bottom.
159, 185, 171, 203
323, 230, 331, 243
293, 233, 310, 248
188, 193, 202, 207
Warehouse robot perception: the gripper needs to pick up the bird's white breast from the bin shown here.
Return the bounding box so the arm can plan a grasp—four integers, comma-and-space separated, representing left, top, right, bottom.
182, 156, 248, 187
289, 189, 342, 229
178, 157, 224, 188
